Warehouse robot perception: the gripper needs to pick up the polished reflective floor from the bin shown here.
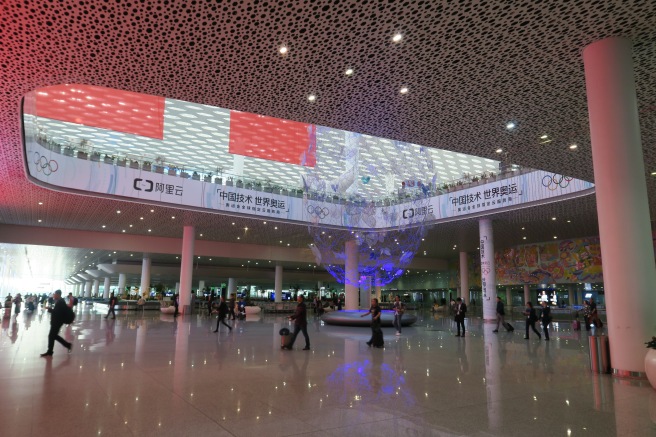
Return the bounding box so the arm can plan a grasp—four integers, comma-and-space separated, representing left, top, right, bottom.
1, 306, 654, 437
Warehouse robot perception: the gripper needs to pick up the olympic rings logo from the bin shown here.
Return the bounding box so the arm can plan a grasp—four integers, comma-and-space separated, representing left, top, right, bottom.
307, 205, 329, 219
542, 173, 572, 190
33, 152, 59, 176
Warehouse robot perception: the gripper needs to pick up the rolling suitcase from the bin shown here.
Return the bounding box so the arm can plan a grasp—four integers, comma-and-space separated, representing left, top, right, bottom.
279, 328, 293, 349
572, 320, 581, 330
502, 322, 514, 332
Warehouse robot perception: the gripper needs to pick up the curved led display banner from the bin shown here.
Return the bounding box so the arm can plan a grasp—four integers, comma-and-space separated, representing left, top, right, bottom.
22, 84, 595, 231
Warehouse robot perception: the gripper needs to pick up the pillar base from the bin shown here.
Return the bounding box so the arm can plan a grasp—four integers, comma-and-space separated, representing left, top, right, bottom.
612, 369, 647, 379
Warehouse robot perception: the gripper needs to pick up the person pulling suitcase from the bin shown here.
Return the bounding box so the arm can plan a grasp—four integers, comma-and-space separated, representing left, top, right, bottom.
361, 298, 384, 348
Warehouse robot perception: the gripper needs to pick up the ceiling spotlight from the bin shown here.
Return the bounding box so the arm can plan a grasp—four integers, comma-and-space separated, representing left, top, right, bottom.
345, 68, 354, 76
38, 201, 43, 205
569, 144, 578, 150
495, 148, 503, 154
505, 122, 516, 130
392, 33, 403, 43
400, 87, 409, 94
116, 210, 121, 214
279, 45, 288, 55
651, 171, 656, 176
308, 94, 317, 102
553, 236, 558, 239
540, 134, 548, 139
551, 217, 556, 221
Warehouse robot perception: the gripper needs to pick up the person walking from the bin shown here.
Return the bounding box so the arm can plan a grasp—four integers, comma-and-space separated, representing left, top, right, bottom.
173, 293, 179, 317
392, 295, 405, 336
540, 301, 552, 341
105, 292, 118, 319
454, 297, 467, 337
493, 296, 505, 333
284, 295, 310, 350
40, 290, 72, 357
361, 297, 384, 348
524, 302, 541, 340
213, 296, 232, 333
228, 294, 236, 320
12, 293, 23, 315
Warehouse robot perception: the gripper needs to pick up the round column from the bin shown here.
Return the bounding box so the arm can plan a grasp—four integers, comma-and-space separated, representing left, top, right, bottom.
505, 287, 512, 312
117, 273, 126, 298
92, 279, 100, 298
228, 278, 237, 298
479, 219, 497, 321
179, 225, 195, 315
84, 281, 92, 298
344, 239, 359, 310
274, 266, 282, 303
583, 37, 656, 376
103, 277, 111, 299
140, 255, 151, 298
459, 251, 469, 306
523, 284, 530, 305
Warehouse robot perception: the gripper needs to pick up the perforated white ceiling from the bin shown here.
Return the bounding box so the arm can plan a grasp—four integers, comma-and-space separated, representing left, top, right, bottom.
0, 0, 653, 285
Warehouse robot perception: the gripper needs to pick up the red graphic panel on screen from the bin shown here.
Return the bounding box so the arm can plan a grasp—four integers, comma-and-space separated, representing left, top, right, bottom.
229, 111, 316, 167
33, 84, 165, 139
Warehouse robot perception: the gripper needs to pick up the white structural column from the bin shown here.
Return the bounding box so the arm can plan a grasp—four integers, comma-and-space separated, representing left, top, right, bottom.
505, 287, 512, 311
459, 251, 469, 306
583, 37, 656, 376
344, 239, 359, 310
103, 277, 110, 299
140, 255, 151, 298
274, 266, 282, 303
359, 276, 371, 309
568, 285, 575, 307
179, 225, 195, 315
117, 273, 126, 297
523, 284, 530, 305
198, 280, 205, 294
92, 279, 100, 298
374, 273, 381, 301
228, 278, 237, 297
479, 219, 496, 321
84, 281, 92, 298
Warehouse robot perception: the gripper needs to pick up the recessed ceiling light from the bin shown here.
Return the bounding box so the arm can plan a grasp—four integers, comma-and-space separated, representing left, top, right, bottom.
263, 221, 267, 224
122, 230, 126, 233
551, 217, 556, 221
523, 237, 526, 240
148, 229, 151, 232
116, 210, 121, 214
171, 216, 175, 219
521, 227, 525, 230
237, 237, 240, 240
651, 172, 656, 176
553, 236, 557, 239
345, 68, 354, 76
38, 219, 42, 223
308, 94, 316, 102
129, 224, 133, 227
279, 45, 288, 55
569, 144, 578, 150
540, 134, 548, 139
102, 225, 106, 228
38, 201, 43, 205
495, 148, 503, 154
399, 87, 409, 94
505, 122, 516, 130
140, 217, 144, 220
232, 223, 235, 225
392, 33, 403, 43
150, 209, 154, 213
566, 220, 571, 223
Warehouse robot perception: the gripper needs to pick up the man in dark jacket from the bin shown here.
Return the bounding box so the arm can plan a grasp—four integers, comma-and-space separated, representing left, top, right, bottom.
105, 292, 118, 319
284, 295, 310, 350
454, 297, 467, 337
41, 290, 72, 357
213, 296, 232, 333
493, 296, 505, 332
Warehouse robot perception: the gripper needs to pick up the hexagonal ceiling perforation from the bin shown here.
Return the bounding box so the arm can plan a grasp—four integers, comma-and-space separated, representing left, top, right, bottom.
0, 0, 654, 284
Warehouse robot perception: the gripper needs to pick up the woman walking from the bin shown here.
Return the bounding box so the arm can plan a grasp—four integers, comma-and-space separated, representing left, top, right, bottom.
361, 298, 384, 348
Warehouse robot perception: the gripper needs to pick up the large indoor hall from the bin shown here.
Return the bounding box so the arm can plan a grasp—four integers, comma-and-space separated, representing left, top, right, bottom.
1, 306, 653, 437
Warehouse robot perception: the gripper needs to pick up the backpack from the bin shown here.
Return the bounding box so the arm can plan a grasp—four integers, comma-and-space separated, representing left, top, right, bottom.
63, 306, 75, 324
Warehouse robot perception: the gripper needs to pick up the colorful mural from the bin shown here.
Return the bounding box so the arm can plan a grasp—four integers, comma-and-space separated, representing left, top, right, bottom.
493, 237, 603, 285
